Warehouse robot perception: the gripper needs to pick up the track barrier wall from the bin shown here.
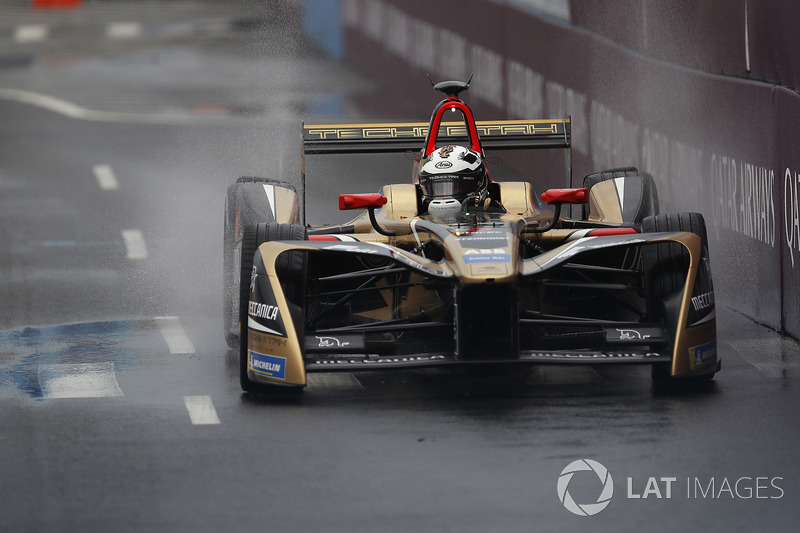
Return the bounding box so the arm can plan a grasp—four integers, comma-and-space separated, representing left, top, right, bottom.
302, 0, 800, 338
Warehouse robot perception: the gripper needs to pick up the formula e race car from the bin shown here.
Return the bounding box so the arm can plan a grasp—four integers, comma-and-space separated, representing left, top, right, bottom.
223, 79, 718, 392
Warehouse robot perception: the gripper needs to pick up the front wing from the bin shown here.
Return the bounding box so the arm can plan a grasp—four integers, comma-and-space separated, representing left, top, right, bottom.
244, 233, 716, 387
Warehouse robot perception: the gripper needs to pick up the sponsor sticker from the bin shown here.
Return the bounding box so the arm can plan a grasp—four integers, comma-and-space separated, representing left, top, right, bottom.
456, 236, 509, 249
250, 351, 287, 380
248, 299, 286, 337
314, 355, 446, 365
691, 290, 715, 312
304, 334, 366, 353
317, 336, 350, 347
615, 329, 651, 340
249, 267, 287, 336
438, 145, 454, 158
525, 352, 663, 360
462, 248, 511, 263
249, 301, 279, 321
470, 264, 508, 275
604, 327, 664, 343
689, 340, 717, 369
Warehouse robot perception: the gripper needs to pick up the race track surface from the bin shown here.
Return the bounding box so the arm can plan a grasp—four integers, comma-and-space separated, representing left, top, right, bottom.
0, 2, 798, 531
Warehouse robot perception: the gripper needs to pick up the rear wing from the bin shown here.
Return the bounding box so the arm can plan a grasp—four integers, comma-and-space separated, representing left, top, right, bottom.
302, 118, 571, 154
300, 117, 573, 224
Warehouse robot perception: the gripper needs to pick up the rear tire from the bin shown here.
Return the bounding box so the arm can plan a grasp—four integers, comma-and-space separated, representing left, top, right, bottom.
239, 222, 307, 393
582, 167, 659, 225
224, 179, 290, 347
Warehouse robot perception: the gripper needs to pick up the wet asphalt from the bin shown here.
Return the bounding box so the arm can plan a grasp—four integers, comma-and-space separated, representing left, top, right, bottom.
0, 2, 799, 532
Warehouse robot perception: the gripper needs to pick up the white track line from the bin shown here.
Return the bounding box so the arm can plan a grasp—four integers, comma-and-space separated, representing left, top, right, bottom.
121, 229, 148, 259
15, 24, 48, 43
38, 362, 124, 399
155, 316, 196, 354
93, 164, 119, 190
0, 87, 235, 125
0, 88, 87, 119
184, 396, 220, 425
728, 337, 800, 378
106, 22, 142, 39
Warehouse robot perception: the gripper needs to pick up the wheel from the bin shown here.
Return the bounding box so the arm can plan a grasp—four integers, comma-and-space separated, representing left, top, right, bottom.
642, 212, 708, 319
651, 362, 716, 385
223, 180, 280, 348
239, 222, 307, 393
642, 212, 716, 383
582, 167, 659, 224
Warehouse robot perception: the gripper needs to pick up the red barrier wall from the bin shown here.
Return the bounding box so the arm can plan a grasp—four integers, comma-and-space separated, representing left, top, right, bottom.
338, 0, 800, 337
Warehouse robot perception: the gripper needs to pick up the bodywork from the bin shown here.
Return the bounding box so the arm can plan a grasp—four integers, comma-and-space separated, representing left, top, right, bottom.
240, 84, 717, 388
247, 214, 715, 387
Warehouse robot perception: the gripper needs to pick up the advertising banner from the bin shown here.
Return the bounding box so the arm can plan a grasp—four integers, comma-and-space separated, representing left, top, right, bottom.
330, 0, 800, 335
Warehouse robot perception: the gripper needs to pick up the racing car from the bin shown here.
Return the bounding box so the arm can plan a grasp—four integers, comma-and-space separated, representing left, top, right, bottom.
224, 79, 718, 392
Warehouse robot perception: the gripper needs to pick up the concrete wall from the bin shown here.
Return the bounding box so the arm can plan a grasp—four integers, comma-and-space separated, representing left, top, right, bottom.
302, 0, 800, 338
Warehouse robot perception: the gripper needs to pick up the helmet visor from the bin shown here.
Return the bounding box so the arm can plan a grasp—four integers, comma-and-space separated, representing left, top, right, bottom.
419, 173, 482, 199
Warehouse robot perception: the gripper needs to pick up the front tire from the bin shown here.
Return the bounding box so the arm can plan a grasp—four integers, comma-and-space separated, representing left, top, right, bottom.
642, 212, 716, 384
239, 222, 307, 393
651, 361, 716, 385
642, 212, 708, 320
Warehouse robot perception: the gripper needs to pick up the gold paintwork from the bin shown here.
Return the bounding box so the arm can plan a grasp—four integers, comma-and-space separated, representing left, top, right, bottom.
496, 182, 539, 216
247, 239, 455, 385
382, 184, 418, 219
337, 184, 420, 234
274, 186, 301, 224
399, 272, 449, 321
666, 232, 717, 377
441, 229, 520, 284
587, 179, 624, 224
247, 245, 307, 386
685, 321, 717, 371
338, 182, 545, 284
516, 229, 716, 376
247, 173, 715, 380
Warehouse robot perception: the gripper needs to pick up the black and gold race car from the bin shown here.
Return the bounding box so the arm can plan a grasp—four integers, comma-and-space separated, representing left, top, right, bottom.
223, 80, 718, 392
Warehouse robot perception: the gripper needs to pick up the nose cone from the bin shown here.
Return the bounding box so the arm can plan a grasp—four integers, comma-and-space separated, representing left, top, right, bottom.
446, 228, 520, 283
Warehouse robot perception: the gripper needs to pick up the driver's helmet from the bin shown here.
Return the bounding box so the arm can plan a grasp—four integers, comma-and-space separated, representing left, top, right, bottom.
418, 145, 487, 217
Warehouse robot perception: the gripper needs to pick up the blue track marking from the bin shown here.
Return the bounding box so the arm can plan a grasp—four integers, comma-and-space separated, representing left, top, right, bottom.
0, 319, 184, 399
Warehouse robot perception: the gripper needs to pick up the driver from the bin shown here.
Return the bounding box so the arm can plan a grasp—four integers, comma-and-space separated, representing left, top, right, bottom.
417, 145, 503, 220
